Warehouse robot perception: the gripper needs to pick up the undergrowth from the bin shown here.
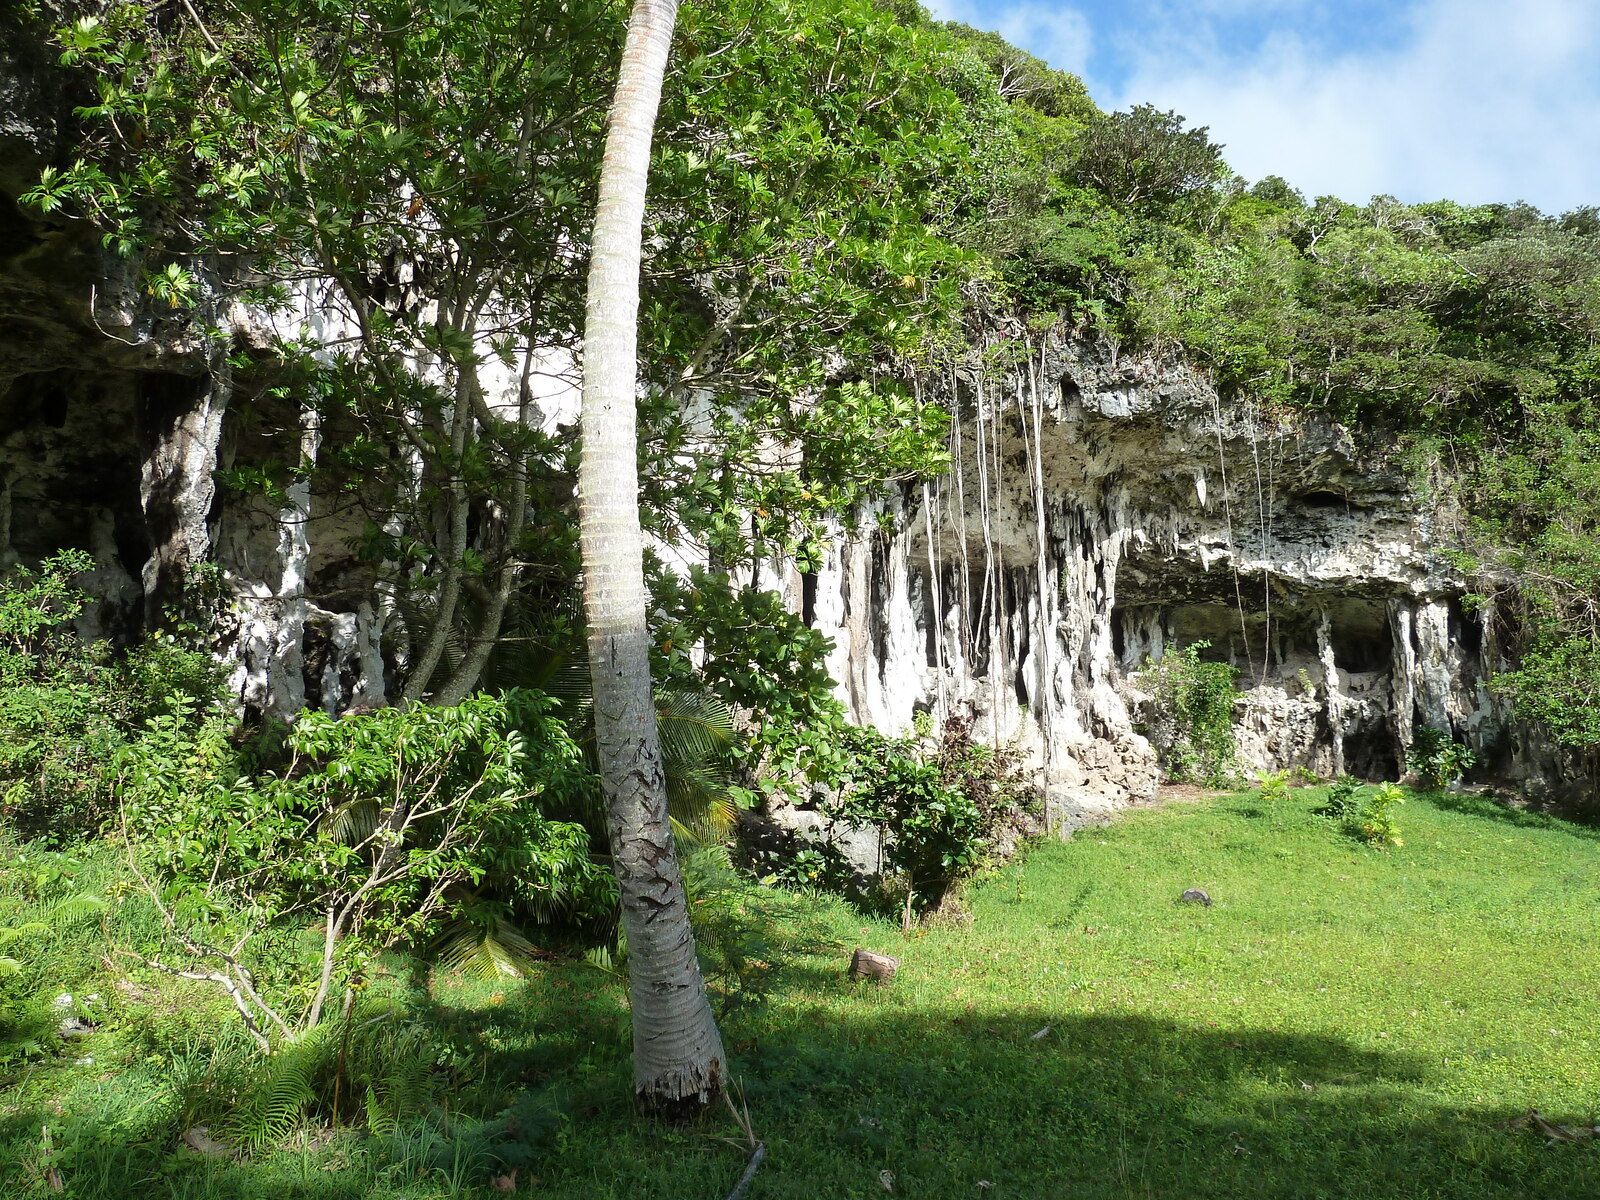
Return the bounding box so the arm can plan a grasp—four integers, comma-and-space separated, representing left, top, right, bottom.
1142, 642, 1242, 786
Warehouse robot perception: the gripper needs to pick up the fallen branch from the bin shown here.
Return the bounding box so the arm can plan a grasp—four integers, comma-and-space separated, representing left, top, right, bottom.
723, 1142, 766, 1200
1500, 1107, 1599, 1142
115, 949, 272, 1050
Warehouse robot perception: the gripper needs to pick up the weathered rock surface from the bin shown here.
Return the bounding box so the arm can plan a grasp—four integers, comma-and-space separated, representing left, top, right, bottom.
784, 334, 1537, 816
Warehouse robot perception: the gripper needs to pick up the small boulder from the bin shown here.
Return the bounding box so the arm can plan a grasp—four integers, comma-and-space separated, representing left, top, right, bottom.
1179, 888, 1212, 906
849, 949, 900, 984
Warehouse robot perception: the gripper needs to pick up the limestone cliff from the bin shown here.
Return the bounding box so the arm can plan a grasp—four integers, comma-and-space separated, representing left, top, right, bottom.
799, 336, 1529, 825
0, 29, 1551, 815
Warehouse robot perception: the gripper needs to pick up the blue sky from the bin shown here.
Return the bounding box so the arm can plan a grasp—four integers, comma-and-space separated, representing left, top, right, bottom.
924, 0, 1600, 214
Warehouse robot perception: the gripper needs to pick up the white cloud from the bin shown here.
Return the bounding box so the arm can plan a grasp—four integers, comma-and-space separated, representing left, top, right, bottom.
925, 0, 1093, 77
1103, 0, 1600, 211
991, 4, 1093, 76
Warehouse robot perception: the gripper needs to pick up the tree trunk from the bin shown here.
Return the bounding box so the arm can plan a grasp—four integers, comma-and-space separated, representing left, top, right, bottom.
401, 367, 473, 706
578, 0, 725, 1116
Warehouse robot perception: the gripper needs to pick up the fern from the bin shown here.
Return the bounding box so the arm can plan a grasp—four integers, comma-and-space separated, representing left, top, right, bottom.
220, 1028, 327, 1151
0, 895, 104, 985
0, 921, 48, 953
363, 1031, 432, 1124
363, 1083, 396, 1138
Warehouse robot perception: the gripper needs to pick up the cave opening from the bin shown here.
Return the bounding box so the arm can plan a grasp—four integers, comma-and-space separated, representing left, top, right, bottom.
1328, 599, 1392, 673
1343, 723, 1399, 781
1297, 489, 1352, 509
1333, 628, 1390, 672
1450, 597, 1484, 656
0, 194, 39, 262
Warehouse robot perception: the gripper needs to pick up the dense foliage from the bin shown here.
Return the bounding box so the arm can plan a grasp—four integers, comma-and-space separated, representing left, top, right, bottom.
0, 551, 221, 843
120, 689, 609, 1039
1140, 642, 1241, 786
1407, 726, 1477, 790
822, 711, 1037, 920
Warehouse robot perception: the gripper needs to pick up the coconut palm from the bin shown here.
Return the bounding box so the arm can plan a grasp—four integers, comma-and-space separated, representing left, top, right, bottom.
577, 0, 725, 1115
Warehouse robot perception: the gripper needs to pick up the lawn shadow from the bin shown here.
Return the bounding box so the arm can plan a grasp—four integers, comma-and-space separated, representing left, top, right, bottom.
6, 969, 1597, 1200
8, 869, 1597, 1200
1415, 788, 1600, 841
709, 1004, 1597, 1200
1045, 883, 1097, 929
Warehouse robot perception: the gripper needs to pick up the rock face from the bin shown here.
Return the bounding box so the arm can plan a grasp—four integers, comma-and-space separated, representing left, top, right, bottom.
0, 32, 1557, 814
0, 24, 388, 714
795, 335, 1534, 819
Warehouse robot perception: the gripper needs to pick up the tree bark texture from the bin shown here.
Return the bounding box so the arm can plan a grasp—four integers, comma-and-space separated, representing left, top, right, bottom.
577, 0, 725, 1115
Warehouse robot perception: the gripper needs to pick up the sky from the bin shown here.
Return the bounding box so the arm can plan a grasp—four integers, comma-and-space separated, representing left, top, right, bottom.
923, 0, 1600, 215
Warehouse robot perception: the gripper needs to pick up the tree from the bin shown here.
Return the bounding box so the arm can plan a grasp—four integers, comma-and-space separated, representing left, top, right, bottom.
1071, 104, 1226, 217
30, 0, 615, 708
578, 0, 725, 1115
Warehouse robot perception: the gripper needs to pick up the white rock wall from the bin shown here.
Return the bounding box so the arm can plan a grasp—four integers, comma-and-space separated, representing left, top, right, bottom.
792, 336, 1524, 826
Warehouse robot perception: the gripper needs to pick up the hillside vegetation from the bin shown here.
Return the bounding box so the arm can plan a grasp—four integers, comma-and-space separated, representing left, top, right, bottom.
14, 0, 1600, 773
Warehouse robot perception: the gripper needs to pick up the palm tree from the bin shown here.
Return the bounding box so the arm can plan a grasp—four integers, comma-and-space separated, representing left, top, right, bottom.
577, 0, 726, 1115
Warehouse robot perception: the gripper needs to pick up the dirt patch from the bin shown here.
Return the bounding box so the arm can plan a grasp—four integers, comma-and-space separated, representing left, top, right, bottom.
1141, 783, 1233, 807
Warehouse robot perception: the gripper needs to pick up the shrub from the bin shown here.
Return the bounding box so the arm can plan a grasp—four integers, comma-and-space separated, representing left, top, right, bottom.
1351, 782, 1406, 847
1143, 642, 1241, 786
118, 690, 606, 1041
1322, 776, 1363, 819
0, 552, 222, 843
1408, 726, 1475, 790
1256, 769, 1291, 804
755, 830, 857, 895
823, 710, 1037, 925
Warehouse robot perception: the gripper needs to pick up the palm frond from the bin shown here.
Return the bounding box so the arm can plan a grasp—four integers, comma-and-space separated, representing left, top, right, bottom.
326, 798, 380, 845
655, 688, 736, 761
433, 909, 542, 981
479, 591, 584, 693
666, 769, 739, 843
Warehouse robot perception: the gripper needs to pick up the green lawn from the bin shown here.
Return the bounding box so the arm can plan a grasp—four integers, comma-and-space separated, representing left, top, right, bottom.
4, 785, 1598, 1198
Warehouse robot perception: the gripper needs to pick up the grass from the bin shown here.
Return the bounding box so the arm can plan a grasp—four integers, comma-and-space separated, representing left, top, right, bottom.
2, 784, 1597, 1197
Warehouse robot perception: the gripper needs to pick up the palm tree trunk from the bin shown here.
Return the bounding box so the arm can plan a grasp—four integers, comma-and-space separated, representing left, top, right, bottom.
578, 0, 725, 1116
